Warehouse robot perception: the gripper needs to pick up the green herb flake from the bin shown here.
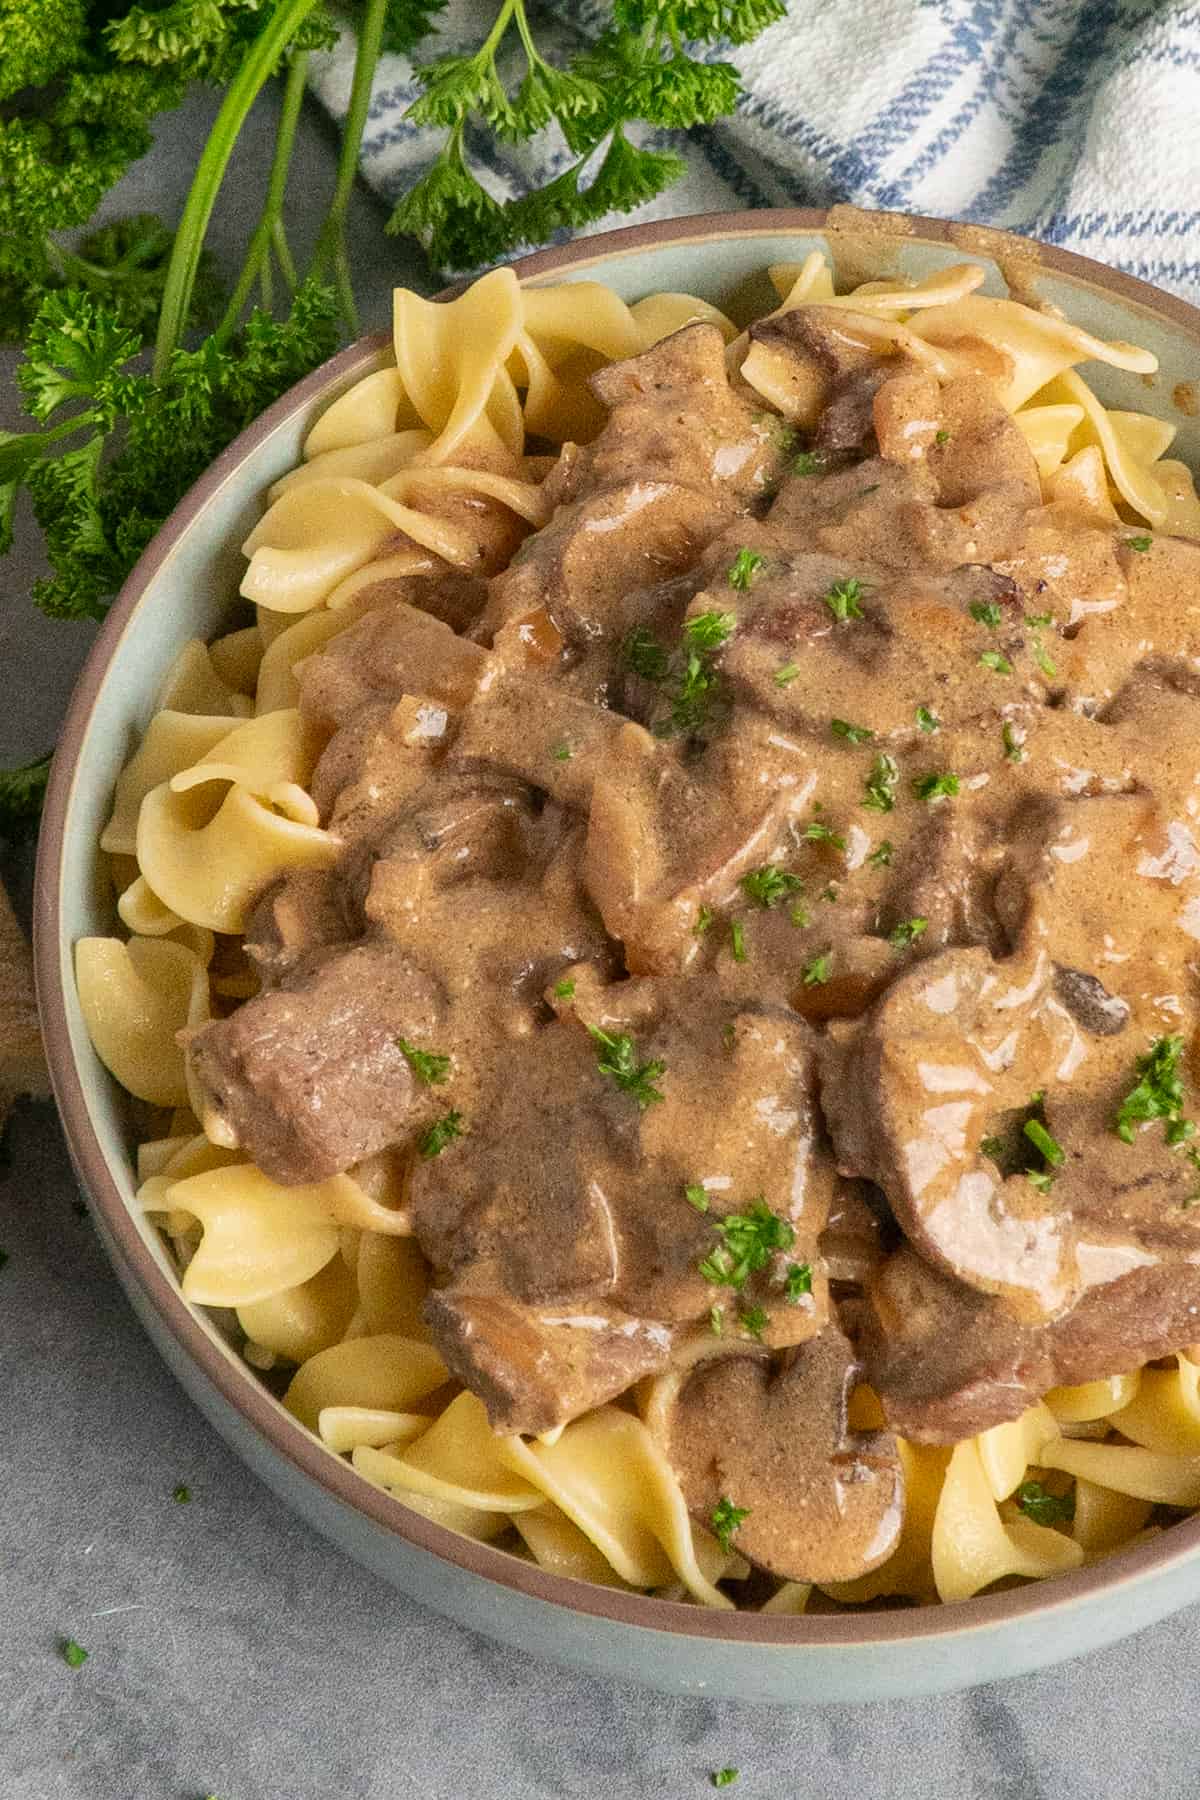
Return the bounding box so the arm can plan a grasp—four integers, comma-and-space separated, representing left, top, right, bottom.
784, 1262, 813, 1303
553, 978, 576, 1000
979, 649, 1012, 674
551, 742, 573, 762
698, 1199, 795, 1290
1126, 535, 1153, 552
683, 610, 737, 651
863, 752, 899, 813
712, 1772, 739, 1790
1113, 1035, 1187, 1144
888, 917, 928, 950
913, 771, 960, 802
803, 819, 846, 849
710, 1498, 750, 1554
741, 865, 803, 909
727, 547, 765, 590
684, 1182, 710, 1214
739, 1304, 769, 1341
916, 706, 940, 733
934, 428, 951, 445
774, 661, 801, 687
867, 839, 894, 867
172, 1483, 191, 1504
1023, 1118, 1065, 1167
1026, 1169, 1056, 1194
819, 883, 839, 904
419, 1111, 466, 1159
792, 449, 826, 477
802, 951, 832, 987
623, 626, 669, 683
1002, 722, 1026, 764
1025, 611, 1053, 629
589, 1027, 667, 1110
831, 717, 875, 744
1032, 639, 1057, 679
396, 1038, 452, 1087
980, 1135, 1005, 1160
969, 600, 1003, 628
822, 577, 866, 622
709, 1305, 724, 1336
789, 900, 812, 928
729, 919, 747, 963
61, 1639, 88, 1669
695, 904, 715, 936
1015, 1480, 1075, 1526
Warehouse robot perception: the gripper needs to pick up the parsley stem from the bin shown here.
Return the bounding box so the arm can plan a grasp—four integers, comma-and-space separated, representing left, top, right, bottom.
153, 0, 326, 378
217, 50, 310, 343
310, 0, 391, 334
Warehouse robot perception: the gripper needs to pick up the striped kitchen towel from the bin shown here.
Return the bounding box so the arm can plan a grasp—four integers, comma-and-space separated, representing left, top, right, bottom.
308, 0, 1200, 302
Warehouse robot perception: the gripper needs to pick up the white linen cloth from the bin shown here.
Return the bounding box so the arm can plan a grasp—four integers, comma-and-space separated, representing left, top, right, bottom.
309, 0, 1200, 301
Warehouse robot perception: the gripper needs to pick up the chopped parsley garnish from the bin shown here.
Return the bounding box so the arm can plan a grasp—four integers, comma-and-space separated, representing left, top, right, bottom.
172, 1484, 192, 1504
711, 1498, 750, 1553
784, 1262, 813, 1302
979, 649, 1012, 674
789, 900, 812, 927
741, 865, 803, 909
802, 952, 832, 987
396, 1038, 451, 1087
553, 978, 576, 1000
823, 577, 866, 621
969, 600, 1003, 627
1126, 535, 1152, 552
1031, 638, 1057, 679
1113, 1035, 1187, 1144
684, 1182, 710, 1214
1025, 611, 1053, 629
819, 883, 839, 904
888, 917, 928, 950
792, 449, 826, 477
1026, 1169, 1056, 1194
913, 771, 959, 802
551, 742, 573, 762
1023, 1118, 1065, 1167
1002, 722, 1026, 764
1015, 1480, 1075, 1526
712, 1772, 739, 1790
623, 626, 670, 684
803, 819, 846, 849
395, 1044, 453, 1080
727, 547, 765, 590
774, 661, 801, 687
831, 717, 874, 743
61, 1639, 88, 1669
934, 428, 951, 445
698, 1199, 795, 1289
710, 1305, 724, 1336
863, 753, 899, 813
980, 1135, 1005, 1161
683, 610, 737, 651
695, 905, 715, 936
916, 706, 940, 733
589, 1027, 667, 1110
739, 1304, 769, 1341
867, 839, 894, 867
730, 920, 747, 963
419, 1111, 466, 1158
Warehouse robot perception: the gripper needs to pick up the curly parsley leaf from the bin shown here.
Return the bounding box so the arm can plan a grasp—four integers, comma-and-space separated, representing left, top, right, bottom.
589, 1026, 666, 1109
1113, 1036, 1187, 1144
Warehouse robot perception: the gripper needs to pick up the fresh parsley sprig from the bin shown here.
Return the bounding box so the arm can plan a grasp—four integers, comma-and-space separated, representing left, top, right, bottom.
589, 1026, 667, 1109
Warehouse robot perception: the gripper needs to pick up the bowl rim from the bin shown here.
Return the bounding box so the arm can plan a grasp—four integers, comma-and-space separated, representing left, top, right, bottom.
33, 204, 1200, 1651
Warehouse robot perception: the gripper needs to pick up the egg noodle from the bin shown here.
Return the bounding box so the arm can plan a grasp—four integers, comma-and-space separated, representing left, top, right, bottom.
78, 254, 1200, 1612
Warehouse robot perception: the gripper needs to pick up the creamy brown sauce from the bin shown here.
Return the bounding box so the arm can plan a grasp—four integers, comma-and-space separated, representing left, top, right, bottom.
189, 313, 1200, 1583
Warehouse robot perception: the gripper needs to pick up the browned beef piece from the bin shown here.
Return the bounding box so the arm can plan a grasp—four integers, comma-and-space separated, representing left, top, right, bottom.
865, 1244, 1200, 1442
653, 1324, 903, 1582
449, 674, 628, 810
424, 1291, 672, 1438
244, 870, 352, 983
298, 602, 487, 729
412, 988, 833, 1432
187, 942, 440, 1184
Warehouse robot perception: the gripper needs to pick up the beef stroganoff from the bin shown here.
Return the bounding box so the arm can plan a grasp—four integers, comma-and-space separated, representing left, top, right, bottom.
77, 253, 1200, 1612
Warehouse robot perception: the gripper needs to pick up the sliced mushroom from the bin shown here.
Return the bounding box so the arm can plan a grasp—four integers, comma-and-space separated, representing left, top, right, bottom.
654, 1324, 903, 1584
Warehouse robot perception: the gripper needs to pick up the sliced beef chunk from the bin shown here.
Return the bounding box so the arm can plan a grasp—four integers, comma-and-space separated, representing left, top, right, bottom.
449, 674, 628, 810
298, 602, 487, 728
865, 1244, 1200, 1442
412, 989, 833, 1431
311, 697, 450, 840
654, 1325, 903, 1582
425, 1290, 672, 1438
244, 869, 351, 982
187, 942, 440, 1184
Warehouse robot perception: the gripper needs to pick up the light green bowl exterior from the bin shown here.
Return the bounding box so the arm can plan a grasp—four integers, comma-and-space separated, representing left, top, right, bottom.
35, 213, 1200, 1705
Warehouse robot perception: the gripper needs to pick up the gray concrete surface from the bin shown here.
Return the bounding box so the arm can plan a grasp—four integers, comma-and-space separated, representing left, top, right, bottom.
2, 85, 1198, 1800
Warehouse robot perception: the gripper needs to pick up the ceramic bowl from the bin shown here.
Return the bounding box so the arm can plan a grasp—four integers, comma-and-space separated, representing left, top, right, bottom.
34, 208, 1200, 1704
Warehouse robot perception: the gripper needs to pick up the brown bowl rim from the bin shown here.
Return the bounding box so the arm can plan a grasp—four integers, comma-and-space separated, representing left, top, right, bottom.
33, 205, 1200, 1652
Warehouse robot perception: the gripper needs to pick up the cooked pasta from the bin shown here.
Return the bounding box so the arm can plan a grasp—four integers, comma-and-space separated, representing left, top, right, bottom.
78, 248, 1200, 1613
